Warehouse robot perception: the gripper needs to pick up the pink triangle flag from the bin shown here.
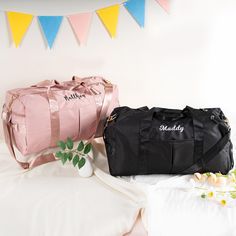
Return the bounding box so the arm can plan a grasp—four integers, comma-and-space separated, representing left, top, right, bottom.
68, 12, 93, 45
155, 0, 169, 13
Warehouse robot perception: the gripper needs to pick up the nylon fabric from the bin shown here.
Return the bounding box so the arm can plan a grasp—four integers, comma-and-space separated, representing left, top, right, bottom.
104, 106, 233, 176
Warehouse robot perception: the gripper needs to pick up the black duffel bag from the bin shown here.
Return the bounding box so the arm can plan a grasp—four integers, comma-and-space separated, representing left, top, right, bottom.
103, 106, 234, 176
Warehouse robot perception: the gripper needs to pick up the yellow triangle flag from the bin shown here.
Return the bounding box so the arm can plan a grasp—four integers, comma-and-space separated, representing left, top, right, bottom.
96, 5, 120, 38
7, 12, 33, 47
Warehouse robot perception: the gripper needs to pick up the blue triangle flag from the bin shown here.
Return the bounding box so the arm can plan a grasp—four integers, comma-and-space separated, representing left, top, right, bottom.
38, 16, 63, 48
124, 0, 145, 27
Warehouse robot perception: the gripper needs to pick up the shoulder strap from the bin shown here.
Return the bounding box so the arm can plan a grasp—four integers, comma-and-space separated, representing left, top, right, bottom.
181, 132, 230, 174
2, 109, 56, 169
2, 112, 30, 169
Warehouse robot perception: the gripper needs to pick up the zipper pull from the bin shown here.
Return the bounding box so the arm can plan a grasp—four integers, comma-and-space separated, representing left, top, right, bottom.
104, 113, 117, 130
103, 113, 117, 140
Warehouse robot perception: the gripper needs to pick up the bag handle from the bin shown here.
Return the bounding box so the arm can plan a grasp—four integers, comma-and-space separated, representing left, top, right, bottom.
34, 78, 98, 147
31, 80, 61, 88
72, 76, 113, 87
149, 106, 196, 122
72, 76, 114, 137
141, 106, 202, 135
182, 106, 204, 164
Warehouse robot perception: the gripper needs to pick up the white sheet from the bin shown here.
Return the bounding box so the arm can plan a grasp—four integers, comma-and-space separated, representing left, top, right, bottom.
125, 171, 236, 236
121, 174, 236, 236
1, 126, 236, 236
145, 175, 236, 236
131, 126, 236, 236
97, 159, 236, 236
0, 142, 147, 236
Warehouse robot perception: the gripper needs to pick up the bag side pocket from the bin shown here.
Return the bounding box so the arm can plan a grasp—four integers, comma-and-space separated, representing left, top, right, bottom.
145, 139, 173, 174
171, 140, 194, 174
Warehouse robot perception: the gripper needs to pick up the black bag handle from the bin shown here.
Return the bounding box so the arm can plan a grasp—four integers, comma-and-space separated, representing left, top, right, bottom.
139, 106, 204, 142
151, 106, 202, 122
152, 107, 187, 121
183, 106, 204, 163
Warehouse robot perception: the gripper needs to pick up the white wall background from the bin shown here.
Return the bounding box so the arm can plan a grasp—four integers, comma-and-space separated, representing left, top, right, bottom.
0, 0, 236, 139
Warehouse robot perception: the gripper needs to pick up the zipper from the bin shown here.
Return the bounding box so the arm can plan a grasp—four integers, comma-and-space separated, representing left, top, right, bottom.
103, 113, 117, 139
211, 113, 231, 132
104, 114, 117, 129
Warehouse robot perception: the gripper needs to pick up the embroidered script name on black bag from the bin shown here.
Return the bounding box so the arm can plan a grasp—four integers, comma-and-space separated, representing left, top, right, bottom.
159, 125, 184, 132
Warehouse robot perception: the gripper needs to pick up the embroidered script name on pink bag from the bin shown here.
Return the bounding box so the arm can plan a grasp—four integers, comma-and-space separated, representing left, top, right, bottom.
64, 93, 86, 101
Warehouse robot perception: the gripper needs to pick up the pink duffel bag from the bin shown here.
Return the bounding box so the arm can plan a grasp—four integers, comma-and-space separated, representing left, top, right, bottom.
2, 76, 119, 169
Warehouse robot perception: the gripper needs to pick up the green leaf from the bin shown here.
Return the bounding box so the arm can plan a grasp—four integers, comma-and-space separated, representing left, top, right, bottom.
66, 137, 74, 150
78, 157, 86, 169
61, 153, 68, 165
204, 172, 211, 177
68, 152, 73, 161
73, 155, 79, 167
57, 141, 66, 150
55, 151, 63, 158
201, 193, 206, 199
77, 141, 84, 152
230, 169, 236, 175
230, 192, 236, 199
84, 143, 92, 154
216, 173, 223, 177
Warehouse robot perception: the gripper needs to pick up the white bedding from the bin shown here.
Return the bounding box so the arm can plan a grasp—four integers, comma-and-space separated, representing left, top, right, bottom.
1, 128, 236, 236
88, 132, 236, 236
146, 175, 236, 236
0, 142, 147, 236
132, 126, 236, 236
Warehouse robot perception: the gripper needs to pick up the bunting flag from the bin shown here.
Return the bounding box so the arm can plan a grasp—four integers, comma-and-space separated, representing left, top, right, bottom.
156, 0, 169, 13
96, 5, 120, 38
2, 0, 169, 48
38, 16, 63, 48
68, 12, 93, 45
124, 0, 145, 28
7, 11, 33, 47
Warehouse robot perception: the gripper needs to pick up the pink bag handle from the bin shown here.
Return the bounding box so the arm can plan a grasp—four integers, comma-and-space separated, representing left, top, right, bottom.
32, 80, 60, 88
71, 76, 104, 139
34, 79, 93, 149
72, 76, 112, 87
72, 76, 114, 141
72, 76, 83, 82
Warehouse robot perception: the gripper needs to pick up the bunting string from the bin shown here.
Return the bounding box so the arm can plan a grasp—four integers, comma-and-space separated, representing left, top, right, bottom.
1, 0, 169, 48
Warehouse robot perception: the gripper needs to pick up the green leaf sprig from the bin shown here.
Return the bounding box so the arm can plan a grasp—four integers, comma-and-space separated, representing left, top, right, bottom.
55, 138, 92, 169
